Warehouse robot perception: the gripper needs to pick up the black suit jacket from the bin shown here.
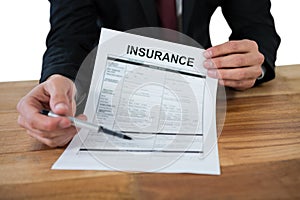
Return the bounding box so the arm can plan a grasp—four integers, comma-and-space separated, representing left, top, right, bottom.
41, 0, 280, 85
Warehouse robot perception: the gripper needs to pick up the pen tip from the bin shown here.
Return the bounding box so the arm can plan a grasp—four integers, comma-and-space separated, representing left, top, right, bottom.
124, 135, 132, 140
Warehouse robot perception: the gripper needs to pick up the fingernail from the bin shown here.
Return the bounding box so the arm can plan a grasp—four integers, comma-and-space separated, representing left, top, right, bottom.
207, 70, 217, 78
54, 103, 68, 111
59, 119, 71, 129
203, 60, 214, 68
203, 50, 212, 58
78, 115, 88, 121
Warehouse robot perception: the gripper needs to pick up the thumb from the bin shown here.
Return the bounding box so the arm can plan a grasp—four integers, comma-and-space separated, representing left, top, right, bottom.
45, 75, 76, 116
52, 101, 69, 115
50, 90, 71, 115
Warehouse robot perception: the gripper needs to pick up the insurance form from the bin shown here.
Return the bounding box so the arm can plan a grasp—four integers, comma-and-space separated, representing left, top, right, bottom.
52, 28, 220, 175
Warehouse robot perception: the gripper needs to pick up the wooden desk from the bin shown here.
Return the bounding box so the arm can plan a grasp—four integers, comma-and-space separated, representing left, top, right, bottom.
0, 65, 300, 199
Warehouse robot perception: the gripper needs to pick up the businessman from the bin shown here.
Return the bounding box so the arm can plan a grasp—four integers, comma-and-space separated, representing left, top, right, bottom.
17, 0, 280, 147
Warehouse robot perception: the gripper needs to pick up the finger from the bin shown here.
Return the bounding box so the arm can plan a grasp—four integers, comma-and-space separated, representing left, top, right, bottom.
16, 84, 50, 117
50, 133, 75, 147
45, 75, 76, 116
43, 127, 78, 147
204, 40, 259, 58
219, 79, 256, 91
205, 53, 264, 69
18, 114, 72, 137
38, 126, 78, 140
20, 113, 81, 147
21, 109, 71, 132
17, 82, 73, 132
18, 115, 44, 135
207, 65, 262, 80
27, 129, 74, 148
76, 114, 87, 121
25, 124, 77, 141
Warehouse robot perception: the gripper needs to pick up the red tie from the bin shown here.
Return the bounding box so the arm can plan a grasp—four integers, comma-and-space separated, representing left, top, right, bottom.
156, 0, 178, 30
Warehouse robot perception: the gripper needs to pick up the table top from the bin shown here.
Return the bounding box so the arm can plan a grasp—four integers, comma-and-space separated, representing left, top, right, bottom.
0, 65, 300, 199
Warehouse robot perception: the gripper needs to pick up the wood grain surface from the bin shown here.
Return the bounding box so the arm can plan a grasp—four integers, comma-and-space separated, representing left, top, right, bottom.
0, 65, 299, 199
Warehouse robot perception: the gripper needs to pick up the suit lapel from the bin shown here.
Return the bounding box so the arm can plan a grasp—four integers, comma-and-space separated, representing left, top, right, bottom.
138, 0, 159, 27
182, 0, 196, 33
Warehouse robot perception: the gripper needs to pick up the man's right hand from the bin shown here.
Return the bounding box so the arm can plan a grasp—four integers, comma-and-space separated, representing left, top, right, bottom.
17, 74, 86, 147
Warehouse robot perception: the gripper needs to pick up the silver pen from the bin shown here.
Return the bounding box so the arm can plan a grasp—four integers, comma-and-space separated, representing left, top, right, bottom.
40, 110, 132, 140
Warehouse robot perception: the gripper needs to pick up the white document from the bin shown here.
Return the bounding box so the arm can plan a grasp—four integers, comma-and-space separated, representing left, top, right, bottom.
52, 28, 220, 175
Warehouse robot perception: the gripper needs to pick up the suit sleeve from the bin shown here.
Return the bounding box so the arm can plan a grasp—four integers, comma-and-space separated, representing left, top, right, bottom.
40, 0, 100, 83
221, 0, 281, 84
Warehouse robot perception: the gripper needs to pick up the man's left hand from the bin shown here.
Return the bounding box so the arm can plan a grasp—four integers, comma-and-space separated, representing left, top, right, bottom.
203, 39, 265, 90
